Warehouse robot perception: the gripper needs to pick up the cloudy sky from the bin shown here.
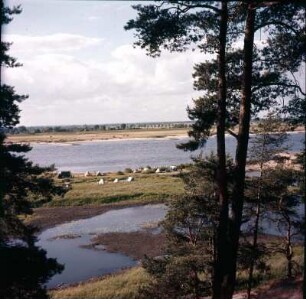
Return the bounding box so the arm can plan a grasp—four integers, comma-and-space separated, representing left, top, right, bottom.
3, 0, 206, 126
3, 1, 305, 127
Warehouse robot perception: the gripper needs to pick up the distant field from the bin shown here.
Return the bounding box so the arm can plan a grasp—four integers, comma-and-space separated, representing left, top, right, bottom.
7, 128, 188, 143
7, 124, 304, 144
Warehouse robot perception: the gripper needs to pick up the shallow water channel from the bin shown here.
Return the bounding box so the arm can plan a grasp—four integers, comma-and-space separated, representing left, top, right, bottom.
38, 202, 303, 288
37, 204, 167, 288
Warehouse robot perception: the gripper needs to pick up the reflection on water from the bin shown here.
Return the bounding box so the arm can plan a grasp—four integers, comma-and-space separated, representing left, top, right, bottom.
38, 205, 167, 288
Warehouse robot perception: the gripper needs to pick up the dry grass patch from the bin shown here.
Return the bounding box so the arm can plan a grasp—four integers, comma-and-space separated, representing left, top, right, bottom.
50, 267, 150, 299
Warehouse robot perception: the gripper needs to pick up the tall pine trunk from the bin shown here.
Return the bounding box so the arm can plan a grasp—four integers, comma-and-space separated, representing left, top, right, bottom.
212, 2, 230, 299
247, 167, 263, 299
228, 4, 256, 299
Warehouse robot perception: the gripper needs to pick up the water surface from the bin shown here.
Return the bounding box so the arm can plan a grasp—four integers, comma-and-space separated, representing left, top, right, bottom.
38, 205, 167, 287
27, 132, 304, 173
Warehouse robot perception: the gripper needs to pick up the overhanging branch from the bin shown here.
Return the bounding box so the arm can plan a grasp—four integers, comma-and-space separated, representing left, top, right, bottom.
252, 82, 306, 96
227, 129, 238, 139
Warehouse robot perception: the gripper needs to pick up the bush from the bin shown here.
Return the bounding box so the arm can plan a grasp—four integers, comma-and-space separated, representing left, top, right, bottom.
125, 168, 133, 173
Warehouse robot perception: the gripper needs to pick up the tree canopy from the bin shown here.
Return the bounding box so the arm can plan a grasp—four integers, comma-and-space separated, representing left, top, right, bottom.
126, 2, 305, 298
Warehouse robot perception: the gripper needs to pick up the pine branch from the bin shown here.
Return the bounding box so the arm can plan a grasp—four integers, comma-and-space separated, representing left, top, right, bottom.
227, 129, 238, 139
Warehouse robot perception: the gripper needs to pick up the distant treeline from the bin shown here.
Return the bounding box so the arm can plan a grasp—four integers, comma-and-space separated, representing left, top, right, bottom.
5, 121, 194, 135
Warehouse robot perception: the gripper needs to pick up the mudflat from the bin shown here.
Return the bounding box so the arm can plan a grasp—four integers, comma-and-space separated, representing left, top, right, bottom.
7, 128, 188, 144
27, 203, 146, 232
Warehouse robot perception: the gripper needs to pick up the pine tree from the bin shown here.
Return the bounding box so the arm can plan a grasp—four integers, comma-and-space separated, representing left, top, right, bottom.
126, 2, 305, 298
0, 2, 64, 298
139, 155, 235, 298
243, 114, 289, 298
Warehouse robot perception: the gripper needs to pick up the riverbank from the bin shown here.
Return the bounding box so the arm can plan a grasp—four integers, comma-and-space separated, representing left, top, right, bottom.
28, 168, 303, 298
27, 150, 302, 232
26, 171, 184, 231
49, 232, 303, 299
7, 128, 188, 144
28, 203, 146, 232
7, 125, 305, 144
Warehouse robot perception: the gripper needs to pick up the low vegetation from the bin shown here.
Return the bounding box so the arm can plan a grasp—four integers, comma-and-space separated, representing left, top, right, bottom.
50, 267, 151, 299
45, 172, 184, 207
49, 244, 303, 299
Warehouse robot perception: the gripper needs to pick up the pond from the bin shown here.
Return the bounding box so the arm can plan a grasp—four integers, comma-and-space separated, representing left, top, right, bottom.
37, 204, 167, 288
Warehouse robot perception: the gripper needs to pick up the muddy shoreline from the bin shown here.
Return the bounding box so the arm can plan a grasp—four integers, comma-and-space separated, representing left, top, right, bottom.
28, 202, 150, 232
87, 231, 167, 260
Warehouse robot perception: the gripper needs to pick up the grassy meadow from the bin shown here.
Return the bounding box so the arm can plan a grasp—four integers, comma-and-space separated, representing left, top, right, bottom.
48, 171, 185, 207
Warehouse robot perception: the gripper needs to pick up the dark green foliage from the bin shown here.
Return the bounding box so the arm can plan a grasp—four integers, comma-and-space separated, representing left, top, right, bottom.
0, 2, 64, 298
126, 2, 305, 298
244, 144, 303, 294
177, 96, 216, 151
139, 155, 234, 298
0, 245, 63, 299
125, 2, 220, 57
140, 255, 211, 299
0, 85, 27, 128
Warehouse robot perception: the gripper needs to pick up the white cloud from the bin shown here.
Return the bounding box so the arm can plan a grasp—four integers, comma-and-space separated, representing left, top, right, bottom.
4, 33, 103, 54
232, 39, 268, 50
87, 16, 101, 22
5, 42, 204, 126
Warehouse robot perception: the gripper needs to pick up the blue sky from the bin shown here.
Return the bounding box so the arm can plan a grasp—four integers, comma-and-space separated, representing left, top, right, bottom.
3, 1, 305, 126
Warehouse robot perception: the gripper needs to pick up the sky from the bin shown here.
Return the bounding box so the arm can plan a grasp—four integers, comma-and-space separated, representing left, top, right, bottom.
3, 1, 305, 126
3, 0, 205, 126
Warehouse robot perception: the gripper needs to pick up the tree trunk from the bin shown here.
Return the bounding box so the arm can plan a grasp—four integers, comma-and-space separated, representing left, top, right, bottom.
286, 216, 293, 278
228, 4, 256, 299
212, 2, 230, 299
247, 139, 266, 299
247, 179, 261, 299
0, 0, 2, 86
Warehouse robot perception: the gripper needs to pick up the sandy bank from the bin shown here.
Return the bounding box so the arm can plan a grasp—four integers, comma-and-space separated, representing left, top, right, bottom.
7, 128, 189, 144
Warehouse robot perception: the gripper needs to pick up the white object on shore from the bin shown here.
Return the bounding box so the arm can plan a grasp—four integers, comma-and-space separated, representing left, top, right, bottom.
98, 179, 104, 185
96, 171, 102, 176
127, 176, 134, 182
155, 168, 160, 173
169, 165, 177, 171
84, 171, 91, 177
113, 178, 119, 183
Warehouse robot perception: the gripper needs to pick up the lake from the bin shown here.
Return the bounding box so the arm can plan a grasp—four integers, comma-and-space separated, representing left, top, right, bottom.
26, 132, 305, 173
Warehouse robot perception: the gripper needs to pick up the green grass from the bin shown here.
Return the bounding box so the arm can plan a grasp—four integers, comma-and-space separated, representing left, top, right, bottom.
50, 245, 304, 299
50, 267, 150, 299
47, 173, 184, 207
236, 244, 304, 290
